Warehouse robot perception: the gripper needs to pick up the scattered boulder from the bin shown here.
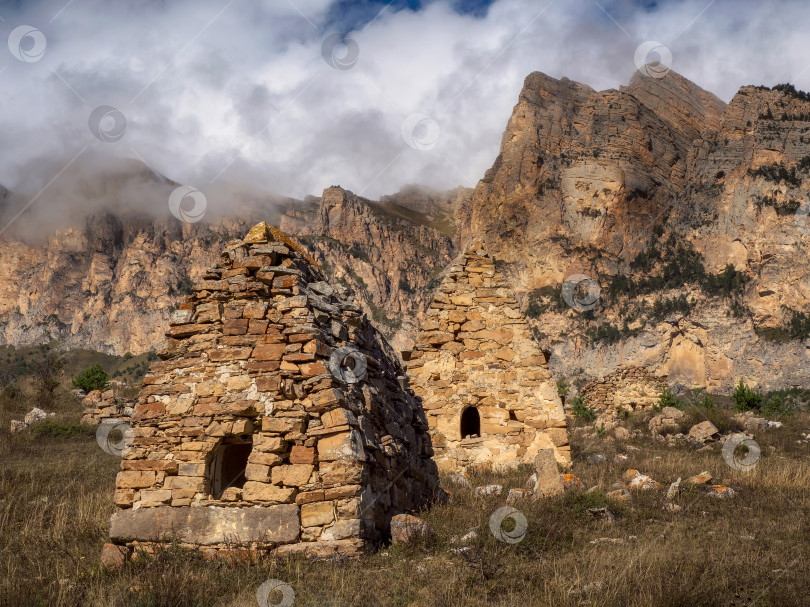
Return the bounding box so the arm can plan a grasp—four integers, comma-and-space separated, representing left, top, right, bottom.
625, 470, 660, 491
685, 471, 713, 485
607, 489, 631, 502
688, 421, 719, 442
100, 542, 130, 569
585, 453, 606, 464
525, 472, 537, 490
24, 408, 50, 425
561, 473, 584, 491
448, 471, 472, 488
613, 453, 630, 464
10, 408, 56, 433
707, 485, 735, 499
614, 427, 630, 441
666, 477, 681, 501
649, 407, 686, 435
474, 485, 502, 497
450, 529, 478, 544
628, 475, 661, 491
533, 449, 564, 498
733, 411, 767, 431
587, 507, 616, 523
390, 514, 430, 544
507, 488, 532, 503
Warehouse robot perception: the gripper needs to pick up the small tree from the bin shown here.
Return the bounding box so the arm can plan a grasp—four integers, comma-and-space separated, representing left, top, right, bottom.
73, 364, 108, 393
732, 379, 763, 411
657, 387, 682, 410
571, 396, 596, 421
32, 351, 66, 405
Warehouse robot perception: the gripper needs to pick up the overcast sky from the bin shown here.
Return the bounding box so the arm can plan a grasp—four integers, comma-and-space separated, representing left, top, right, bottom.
1, 0, 810, 214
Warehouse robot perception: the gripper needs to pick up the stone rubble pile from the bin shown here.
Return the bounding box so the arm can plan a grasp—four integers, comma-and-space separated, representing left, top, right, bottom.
9, 407, 55, 433
104, 222, 438, 564
580, 367, 668, 420
81, 389, 135, 426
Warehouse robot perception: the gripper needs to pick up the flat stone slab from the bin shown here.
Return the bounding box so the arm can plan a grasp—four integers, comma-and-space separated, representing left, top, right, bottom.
109, 505, 300, 545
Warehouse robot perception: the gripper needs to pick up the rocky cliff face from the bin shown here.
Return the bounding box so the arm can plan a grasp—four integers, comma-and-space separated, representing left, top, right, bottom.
3, 70, 810, 394
279, 185, 462, 352
455, 71, 810, 393
0, 173, 461, 357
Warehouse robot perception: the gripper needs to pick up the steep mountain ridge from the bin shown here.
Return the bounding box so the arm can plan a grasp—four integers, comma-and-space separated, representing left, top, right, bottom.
2, 69, 810, 393
454, 71, 810, 392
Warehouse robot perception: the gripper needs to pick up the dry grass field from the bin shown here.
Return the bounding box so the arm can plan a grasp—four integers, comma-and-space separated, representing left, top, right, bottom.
1, 372, 809, 606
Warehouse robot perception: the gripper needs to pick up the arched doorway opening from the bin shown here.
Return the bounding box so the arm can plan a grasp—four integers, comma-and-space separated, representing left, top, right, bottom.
460, 406, 481, 439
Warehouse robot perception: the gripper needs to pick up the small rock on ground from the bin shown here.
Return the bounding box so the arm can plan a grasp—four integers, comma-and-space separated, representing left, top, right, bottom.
707, 485, 735, 499
474, 484, 502, 497
391, 514, 430, 544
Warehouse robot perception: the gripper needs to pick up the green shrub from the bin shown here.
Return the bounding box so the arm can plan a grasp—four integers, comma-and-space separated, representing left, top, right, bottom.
29, 420, 94, 439
657, 387, 682, 410
650, 295, 692, 320
586, 323, 623, 344
571, 397, 596, 421
763, 394, 792, 417
789, 310, 810, 339
556, 380, 569, 398
732, 379, 763, 411
696, 393, 715, 410
72, 364, 108, 393
2, 384, 21, 400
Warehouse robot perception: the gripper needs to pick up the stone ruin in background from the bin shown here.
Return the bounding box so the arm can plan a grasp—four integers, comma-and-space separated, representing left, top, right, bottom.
103, 223, 438, 563
406, 243, 570, 470
81, 388, 135, 426
579, 366, 668, 422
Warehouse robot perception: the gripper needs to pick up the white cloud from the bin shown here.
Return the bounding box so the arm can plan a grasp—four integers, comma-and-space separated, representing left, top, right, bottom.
0, 0, 809, 222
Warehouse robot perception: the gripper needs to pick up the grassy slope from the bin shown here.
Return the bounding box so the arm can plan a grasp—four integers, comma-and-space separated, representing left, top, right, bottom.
0, 345, 153, 387
1, 381, 809, 606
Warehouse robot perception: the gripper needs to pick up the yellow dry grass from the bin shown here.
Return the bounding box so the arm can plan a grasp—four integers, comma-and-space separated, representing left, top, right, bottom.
1, 383, 808, 606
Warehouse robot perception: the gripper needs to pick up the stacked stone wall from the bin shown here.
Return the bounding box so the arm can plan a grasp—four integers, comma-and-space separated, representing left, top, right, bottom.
580, 366, 668, 419
407, 244, 569, 470
105, 223, 438, 561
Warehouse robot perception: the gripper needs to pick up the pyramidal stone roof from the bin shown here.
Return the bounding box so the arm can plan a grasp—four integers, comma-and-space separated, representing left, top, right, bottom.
105, 222, 438, 562
407, 242, 570, 471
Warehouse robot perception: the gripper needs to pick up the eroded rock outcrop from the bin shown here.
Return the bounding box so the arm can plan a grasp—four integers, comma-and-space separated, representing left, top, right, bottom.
454, 70, 810, 393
